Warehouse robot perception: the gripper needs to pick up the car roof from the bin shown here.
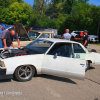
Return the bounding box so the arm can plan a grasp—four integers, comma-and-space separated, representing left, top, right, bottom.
39, 38, 80, 44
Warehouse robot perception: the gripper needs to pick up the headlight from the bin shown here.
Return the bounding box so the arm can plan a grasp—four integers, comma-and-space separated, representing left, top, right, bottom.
0, 60, 5, 67
2, 61, 5, 67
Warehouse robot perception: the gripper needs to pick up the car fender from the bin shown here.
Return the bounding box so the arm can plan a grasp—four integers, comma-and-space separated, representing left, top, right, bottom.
85, 52, 100, 65
2, 54, 44, 75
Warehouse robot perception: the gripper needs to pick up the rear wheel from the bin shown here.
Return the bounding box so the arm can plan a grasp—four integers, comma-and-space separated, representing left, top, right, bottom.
85, 61, 90, 72
15, 65, 35, 82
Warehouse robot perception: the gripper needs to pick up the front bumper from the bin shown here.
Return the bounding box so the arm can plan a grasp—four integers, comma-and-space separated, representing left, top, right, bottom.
0, 68, 13, 80
0, 68, 6, 75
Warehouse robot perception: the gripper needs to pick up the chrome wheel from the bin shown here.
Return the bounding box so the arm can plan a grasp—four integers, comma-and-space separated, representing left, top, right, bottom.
18, 65, 32, 79
15, 65, 35, 82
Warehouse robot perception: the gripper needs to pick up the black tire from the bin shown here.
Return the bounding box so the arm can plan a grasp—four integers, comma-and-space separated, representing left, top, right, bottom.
15, 65, 35, 82
85, 61, 90, 72
91, 49, 97, 53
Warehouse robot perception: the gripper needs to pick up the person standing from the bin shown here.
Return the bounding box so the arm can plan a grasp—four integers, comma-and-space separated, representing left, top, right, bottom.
0, 25, 3, 48
61, 29, 71, 40
0, 25, 2, 34
83, 30, 88, 48
0, 24, 6, 48
3, 30, 20, 49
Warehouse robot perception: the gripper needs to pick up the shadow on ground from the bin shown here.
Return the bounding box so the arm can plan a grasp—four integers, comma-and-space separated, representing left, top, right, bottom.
85, 78, 100, 85
36, 74, 76, 84
0, 79, 11, 83
88, 66, 95, 71
0, 74, 76, 84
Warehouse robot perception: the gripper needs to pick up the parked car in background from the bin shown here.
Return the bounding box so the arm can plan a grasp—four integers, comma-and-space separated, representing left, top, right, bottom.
12, 23, 59, 47
6, 25, 13, 30
71, 31, 99, 43
71, 31, 83, 38
88, 35, 99, 43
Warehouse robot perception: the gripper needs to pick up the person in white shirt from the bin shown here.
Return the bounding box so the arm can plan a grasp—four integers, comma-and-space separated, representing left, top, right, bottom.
61, 29, 71, 40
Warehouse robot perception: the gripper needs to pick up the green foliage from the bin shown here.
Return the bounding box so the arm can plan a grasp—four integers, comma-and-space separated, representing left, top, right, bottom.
0, 2, 32, 25
0, 0, 22, 8
59, 2, 100, 35
0, 0, 100, 36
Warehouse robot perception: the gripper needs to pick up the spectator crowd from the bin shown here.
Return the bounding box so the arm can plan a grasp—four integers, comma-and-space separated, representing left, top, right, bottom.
0, 24, 88, 50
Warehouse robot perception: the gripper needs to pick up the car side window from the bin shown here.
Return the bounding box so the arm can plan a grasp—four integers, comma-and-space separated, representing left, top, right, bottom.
47, 43, 73, 58
40, 33, 50, 38
73, 43, 86, 60
73, 43, 85, 53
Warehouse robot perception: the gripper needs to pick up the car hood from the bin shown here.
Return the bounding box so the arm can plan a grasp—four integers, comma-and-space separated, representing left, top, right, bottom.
14, 23, 30, 40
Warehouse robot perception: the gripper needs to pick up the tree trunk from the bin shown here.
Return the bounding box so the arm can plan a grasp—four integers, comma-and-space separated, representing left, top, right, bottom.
97, 17, 100, 42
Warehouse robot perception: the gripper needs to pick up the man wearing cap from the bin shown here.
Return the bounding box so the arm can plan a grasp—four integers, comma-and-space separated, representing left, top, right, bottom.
83, 30, 88, 48
61, 29, 71, 40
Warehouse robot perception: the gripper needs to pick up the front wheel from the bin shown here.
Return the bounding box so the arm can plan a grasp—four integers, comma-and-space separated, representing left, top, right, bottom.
85, 61, 90, 72
15, 65, 35, 82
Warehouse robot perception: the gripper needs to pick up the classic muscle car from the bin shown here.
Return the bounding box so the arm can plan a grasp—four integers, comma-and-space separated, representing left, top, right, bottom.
0, 38, 100, 82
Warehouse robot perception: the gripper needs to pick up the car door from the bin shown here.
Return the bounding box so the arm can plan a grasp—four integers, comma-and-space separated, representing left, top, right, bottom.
42, 42, 86, 80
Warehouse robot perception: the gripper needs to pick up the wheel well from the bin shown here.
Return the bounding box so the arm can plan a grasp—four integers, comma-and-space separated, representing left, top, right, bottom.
87, 60, 92, 63
31, 65, 37, 76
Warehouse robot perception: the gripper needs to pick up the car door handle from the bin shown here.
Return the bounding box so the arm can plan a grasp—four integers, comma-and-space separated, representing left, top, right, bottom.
80, 64, 85, 65
80, 64, 85, 67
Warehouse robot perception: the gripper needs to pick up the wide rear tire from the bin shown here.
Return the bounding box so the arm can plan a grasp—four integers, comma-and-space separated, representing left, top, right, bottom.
85, 61, 90, 72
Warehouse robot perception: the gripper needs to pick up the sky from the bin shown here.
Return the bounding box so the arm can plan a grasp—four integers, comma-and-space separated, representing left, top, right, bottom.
23, 0, 100, 6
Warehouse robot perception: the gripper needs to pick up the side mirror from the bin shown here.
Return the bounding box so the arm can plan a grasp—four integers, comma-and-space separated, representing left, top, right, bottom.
54, 53, 58, 58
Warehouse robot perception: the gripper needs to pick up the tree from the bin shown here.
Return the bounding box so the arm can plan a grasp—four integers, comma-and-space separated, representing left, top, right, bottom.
0, 0, 22, 8
58, 2, 100, 35
33, 0, 51, 18
0, 2, 32, 24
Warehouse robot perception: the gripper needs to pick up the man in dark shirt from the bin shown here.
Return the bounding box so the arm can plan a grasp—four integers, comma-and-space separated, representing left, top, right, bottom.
3, 30, 20, 49
83, 30, 88, 48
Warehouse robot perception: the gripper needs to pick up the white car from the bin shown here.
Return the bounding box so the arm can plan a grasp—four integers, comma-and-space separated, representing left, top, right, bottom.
71, 31, 83, 37
0, 38, 100, 82
88, 35, 99, 43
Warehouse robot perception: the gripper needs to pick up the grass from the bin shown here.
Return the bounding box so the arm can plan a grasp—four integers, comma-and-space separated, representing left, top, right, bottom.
91, 43, 100, 46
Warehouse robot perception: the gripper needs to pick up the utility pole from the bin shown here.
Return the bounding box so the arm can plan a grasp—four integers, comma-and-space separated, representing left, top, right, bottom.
97, 17, 100, 42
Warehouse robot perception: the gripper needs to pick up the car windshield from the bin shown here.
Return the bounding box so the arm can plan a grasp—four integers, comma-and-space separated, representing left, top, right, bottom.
28, 32, 40, 40
25, 39, 53, 54
74, 32, 80, 35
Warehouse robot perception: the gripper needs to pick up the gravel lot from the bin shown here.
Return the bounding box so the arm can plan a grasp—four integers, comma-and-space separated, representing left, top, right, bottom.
0, 44, 100, 100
